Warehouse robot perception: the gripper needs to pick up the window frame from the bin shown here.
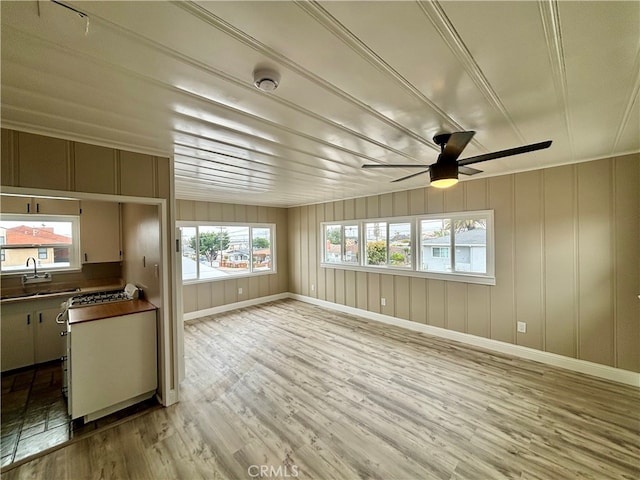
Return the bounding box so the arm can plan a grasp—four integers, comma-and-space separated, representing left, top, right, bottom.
0, 214, 82, 275
178, 221, 277, 284
320, 210, 495, 285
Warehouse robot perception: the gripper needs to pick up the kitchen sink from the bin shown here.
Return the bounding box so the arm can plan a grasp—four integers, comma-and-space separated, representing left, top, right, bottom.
1, 287, 80, 300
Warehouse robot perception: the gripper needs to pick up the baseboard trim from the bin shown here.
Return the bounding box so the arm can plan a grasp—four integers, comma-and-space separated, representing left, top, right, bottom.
183, 293, 289, 321
289, 294, 640, 388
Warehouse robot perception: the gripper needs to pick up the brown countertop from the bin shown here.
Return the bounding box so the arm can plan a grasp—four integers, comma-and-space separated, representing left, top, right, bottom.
69, 299, 157, 325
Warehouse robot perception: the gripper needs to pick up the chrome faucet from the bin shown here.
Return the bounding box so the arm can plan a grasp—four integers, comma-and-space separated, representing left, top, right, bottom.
26, 256, 38, 277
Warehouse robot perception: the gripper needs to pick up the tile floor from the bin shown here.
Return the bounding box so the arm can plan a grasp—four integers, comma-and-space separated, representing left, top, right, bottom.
1, 361, 69, 467
1, 361, 159, 467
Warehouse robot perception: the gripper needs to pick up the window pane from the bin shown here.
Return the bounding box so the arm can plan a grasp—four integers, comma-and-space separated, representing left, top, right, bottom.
365, 222, 387, 266
181, 226, 198, 281
0, 220, 74, 271
252, 227, 272, 271
324, 225, 342, 263
420, 219, 450, 272
204, 226, 250, 278
343, 225, 359, 264
454, 219, 487, 273
389, 222, 411, 268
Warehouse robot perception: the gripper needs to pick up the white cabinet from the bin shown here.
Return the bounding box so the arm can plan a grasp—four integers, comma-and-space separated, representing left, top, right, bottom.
69, 308, 157, 421
35, 307, 66, 363
1, 195, 80, 215
80, 200, 121, 263
1, 297, 66, 371
1, 311, 35, 371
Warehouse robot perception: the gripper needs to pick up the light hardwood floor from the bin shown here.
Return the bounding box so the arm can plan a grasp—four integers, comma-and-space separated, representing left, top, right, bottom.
2, 299, 639, 479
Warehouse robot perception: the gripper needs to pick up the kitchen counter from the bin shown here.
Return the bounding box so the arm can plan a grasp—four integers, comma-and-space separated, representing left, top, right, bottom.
68, 299, 157, 325
0, 283, 124, 304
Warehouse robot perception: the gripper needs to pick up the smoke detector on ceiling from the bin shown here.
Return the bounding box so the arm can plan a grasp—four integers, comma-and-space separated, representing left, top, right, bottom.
253, 68, 280, 92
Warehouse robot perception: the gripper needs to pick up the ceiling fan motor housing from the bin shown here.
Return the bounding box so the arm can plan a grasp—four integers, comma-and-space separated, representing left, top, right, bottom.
430, 157, 458, 184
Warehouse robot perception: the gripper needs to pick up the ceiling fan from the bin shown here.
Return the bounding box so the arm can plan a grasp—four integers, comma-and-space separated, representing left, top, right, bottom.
362, 131, 552, 188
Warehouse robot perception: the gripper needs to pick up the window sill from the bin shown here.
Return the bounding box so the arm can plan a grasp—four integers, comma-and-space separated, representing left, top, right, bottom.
320, 263, 495, 286
183, 269, 277, 285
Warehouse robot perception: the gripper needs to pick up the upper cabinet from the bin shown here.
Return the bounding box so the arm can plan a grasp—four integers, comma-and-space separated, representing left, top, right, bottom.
1, 195, 80, 215
80, 200, 121, 264
17, 132, 70, 191
1, 129, 170, 200
74, 143, 117, 195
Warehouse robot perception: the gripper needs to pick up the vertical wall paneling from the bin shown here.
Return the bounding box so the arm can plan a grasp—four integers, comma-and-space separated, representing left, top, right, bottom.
395, 276, 410, 320
234, 204, 247, 222
367, 273, 381, 313
307, 205, 318, 298
367, 195, 380, 218
334, 200, 344, 221
246, 205, 258, 223
409, 277, 427, 324
1, 129, 14, 185
613, 155, 640, 371
208, 202, 223, 221
194, 202, 208, 221
427, 280, 446, 328
345, 270, 357, 308
380, 193, 393, 217
300, 206, 309, 296
577, 160, 614, 366
393, 191, 409, 216
409, 188, 425, 215
196, 283, 212, 312
224, 279, 238, 305
276, 208, 289, 294
446, 282, 467, 333
489, 175, 516, 343
380, 274, 395, 316
289, 207, 301, 295
543, 165, 577, 358
344, 199, 355, 220
249, 277, 260, 300
221, 204, 235, 222
514, 171, 544, 350
335, 269, 345, 305
355, 197, 367, 218
356, 271, 368, 310
316, 204, 326, 300
427, 187, 444, 213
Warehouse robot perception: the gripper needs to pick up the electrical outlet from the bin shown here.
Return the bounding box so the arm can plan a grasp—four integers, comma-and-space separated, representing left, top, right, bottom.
238, 287, 243, 295
517, 321, 527, 333
381, 297, 386, 306
311, 284, 315, 291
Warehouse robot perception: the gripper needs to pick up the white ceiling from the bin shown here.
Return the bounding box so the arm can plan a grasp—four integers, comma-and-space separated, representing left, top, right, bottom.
2, 1, 638, 207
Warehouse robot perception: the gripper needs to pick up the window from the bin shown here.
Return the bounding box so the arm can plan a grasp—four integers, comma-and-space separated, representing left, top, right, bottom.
0, 215, 81, 273
432, 247, 449, 258
323, 224, 358, 264
179, 223, 276, 282
320, 210, 494, 285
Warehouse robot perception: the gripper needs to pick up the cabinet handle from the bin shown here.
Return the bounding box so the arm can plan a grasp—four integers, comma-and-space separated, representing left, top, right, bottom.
27, 203, 30, 213
84, 253, 88, 262
60, 331, 69, 337
39, 313, 43, 323
27, 314, 31, 325
36, 203, 40, 213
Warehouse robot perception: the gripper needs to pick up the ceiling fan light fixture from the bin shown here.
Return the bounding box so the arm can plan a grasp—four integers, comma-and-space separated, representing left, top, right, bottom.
429, 160, 458, 189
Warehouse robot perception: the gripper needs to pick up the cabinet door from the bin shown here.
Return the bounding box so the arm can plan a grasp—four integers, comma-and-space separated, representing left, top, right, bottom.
74, 142, 117, 195
0, 195, 31, 214
1, 312, 35, 371
0, 195, 80, 215
35, 307, 66, 364
80, 200, 121, 263
33, 198, 80, 215
17, 132, 69, 191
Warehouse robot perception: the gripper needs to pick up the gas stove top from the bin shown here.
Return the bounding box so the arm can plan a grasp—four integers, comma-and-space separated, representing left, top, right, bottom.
67, 289, 133, 308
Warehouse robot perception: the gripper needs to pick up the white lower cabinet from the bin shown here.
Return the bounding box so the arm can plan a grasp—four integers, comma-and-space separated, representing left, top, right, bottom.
68, 310, 157, 421
1, 298, 66, 371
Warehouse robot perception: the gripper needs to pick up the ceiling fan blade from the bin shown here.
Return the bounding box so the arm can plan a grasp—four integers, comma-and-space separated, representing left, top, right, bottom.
458, 166, 483, 175
442, 131, 475, 160
458, 140, 552, 166
392, 169, 430, 183
362, 164, 429, 169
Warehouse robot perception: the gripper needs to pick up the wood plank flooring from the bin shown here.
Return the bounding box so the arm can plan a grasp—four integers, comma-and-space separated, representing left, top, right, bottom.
2, 299, 638, 479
